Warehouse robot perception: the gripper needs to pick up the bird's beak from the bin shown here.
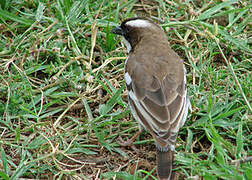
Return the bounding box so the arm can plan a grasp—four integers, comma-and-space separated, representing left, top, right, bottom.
111, 26, 123, 35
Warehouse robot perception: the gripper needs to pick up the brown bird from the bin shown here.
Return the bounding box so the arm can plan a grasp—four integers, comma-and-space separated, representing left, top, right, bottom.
111, 17, 191, 180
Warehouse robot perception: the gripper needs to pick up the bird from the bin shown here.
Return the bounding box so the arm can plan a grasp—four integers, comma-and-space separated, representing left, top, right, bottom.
111, 17, 191, 180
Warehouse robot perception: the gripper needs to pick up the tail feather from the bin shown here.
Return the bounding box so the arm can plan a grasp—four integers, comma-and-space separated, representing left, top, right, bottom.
157, 149, 174, 180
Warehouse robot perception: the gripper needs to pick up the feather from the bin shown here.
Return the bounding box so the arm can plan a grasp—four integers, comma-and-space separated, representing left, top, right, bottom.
112, 17, 191, 180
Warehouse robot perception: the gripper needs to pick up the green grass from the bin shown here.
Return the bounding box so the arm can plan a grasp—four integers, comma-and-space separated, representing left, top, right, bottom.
0, 0, 251, 179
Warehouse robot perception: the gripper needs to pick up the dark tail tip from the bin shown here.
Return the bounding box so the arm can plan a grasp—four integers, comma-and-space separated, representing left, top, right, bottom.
157, 149, 174, 180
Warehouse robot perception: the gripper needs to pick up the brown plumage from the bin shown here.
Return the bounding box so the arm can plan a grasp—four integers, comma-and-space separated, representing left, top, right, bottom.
111, 17, 190, 180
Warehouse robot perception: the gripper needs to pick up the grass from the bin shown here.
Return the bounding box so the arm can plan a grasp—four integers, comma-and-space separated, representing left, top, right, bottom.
0, 0, 251, 179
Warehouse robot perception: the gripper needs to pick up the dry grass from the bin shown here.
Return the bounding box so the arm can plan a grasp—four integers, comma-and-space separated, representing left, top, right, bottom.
0, 0, 251, 179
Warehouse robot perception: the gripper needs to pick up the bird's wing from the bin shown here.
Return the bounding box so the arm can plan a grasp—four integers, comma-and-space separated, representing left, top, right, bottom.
125, 54, 190, 149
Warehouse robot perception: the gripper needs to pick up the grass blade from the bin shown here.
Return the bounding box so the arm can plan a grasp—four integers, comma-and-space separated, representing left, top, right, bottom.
0, 9, 33, 25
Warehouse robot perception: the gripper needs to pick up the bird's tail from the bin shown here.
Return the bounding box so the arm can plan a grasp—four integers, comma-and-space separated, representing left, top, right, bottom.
157, 149, 174, 180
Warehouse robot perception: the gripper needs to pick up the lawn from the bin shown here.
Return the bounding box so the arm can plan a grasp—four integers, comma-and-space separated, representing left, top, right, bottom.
0, 0, 251, 179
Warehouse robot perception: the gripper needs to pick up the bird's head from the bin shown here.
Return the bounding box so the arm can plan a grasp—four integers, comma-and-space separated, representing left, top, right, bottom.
111, 17, 166, 53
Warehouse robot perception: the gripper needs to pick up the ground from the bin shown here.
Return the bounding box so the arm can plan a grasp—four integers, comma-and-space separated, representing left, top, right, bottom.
0, 0, 251, 179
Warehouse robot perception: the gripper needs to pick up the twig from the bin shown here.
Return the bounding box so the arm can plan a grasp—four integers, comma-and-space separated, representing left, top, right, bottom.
92, 57, 126, 73
37, 89, 44, 117
53, 97, 82, 127
89, 0, 104, 69
50, 59, 75, 81
95, 169, 101, 180
231, 156, 252, 167
1, 76, 10, 120
38, 20, 58, 35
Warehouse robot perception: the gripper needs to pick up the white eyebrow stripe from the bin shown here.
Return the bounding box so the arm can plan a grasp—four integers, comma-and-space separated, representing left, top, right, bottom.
125, 19, 151, 28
